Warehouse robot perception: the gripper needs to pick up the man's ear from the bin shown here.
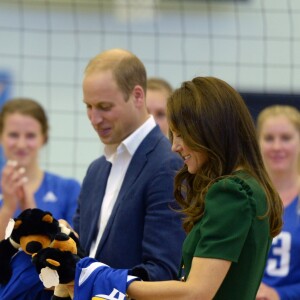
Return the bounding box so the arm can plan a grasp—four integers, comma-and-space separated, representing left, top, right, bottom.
132, 85, 145, 108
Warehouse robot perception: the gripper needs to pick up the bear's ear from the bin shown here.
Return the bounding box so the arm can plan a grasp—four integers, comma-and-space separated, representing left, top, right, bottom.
42, 214, 53, 223
14, 220, 22, 229
46, 258, 60, 267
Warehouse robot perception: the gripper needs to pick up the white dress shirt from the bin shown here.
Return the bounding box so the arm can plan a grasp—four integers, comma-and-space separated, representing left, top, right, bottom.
89, 116, 156, 258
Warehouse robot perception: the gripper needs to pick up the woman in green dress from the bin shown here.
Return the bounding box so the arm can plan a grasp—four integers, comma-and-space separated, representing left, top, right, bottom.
125, 76, 283, 300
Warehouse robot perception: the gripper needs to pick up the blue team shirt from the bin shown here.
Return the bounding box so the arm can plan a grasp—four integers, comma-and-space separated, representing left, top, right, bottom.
0, 251, 53, 300
74, 257, 139, 300
262, 195, 300, 300
0, 171, 80, 226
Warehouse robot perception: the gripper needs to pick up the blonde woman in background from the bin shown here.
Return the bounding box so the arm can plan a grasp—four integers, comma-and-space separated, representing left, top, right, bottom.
256, 105, 300, 300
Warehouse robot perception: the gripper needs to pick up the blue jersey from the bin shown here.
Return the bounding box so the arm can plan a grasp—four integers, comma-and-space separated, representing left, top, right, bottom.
0, 171, 80, 226
262, 195, 300, 300
74, 257, 139, 300
0, 251, 53, 300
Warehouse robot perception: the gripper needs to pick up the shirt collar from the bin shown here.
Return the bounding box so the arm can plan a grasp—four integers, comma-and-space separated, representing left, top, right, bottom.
104, 115, 156, 162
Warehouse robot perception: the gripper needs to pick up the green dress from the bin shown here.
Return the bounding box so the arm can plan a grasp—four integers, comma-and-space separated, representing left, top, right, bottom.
182, 171, 272, 300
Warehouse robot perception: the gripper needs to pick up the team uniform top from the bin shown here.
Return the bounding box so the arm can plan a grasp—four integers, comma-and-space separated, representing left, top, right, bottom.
262, 194, 300, 300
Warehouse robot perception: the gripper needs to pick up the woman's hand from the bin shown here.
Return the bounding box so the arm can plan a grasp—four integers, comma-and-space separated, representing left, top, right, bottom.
256, 282, 280, 300
19, 182, 36, 211
1, 160, 28, 213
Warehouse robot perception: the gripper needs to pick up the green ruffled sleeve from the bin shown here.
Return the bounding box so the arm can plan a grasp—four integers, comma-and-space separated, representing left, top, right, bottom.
193, 177, 256, 262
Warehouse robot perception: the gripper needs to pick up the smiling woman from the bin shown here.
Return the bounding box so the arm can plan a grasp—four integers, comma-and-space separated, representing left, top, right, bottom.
124, 77, 284, 299
256, 105, 300, 300
1, 108, 45, 168
0, 98, 81, 241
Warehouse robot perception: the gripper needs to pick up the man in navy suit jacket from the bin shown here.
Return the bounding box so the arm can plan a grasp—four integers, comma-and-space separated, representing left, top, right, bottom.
73, 48, 185, 281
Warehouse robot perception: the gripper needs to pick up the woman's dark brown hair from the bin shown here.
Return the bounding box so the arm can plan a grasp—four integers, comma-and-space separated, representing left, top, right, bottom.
167, 76, 283, 237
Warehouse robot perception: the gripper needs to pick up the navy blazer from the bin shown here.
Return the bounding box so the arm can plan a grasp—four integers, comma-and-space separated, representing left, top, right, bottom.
73, 126, 185, 281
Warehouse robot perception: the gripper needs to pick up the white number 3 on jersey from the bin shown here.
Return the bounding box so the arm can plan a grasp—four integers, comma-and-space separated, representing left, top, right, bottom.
266, 231, 291, 277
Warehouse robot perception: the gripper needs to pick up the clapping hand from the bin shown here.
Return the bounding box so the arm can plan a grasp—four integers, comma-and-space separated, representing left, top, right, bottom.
1, 160, 34, 213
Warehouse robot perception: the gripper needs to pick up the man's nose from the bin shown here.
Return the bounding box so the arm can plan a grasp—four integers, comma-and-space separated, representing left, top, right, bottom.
89, 108, 103, 125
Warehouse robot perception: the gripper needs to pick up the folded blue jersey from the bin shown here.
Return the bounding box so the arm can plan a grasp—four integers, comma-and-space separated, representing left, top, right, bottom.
74, 257, 140, 300
0, 251, 53, 300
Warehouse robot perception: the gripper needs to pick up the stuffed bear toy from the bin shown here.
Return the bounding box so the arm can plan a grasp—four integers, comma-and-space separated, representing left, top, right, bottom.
33, 235, 141, 300
0, 208, 60, 285
32, 232, 81, 300
0, 208, 84, 286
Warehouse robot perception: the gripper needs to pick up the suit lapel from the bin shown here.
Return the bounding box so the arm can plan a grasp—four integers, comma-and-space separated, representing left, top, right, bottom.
85, 159, 112, 251
95, 126, 162, 255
